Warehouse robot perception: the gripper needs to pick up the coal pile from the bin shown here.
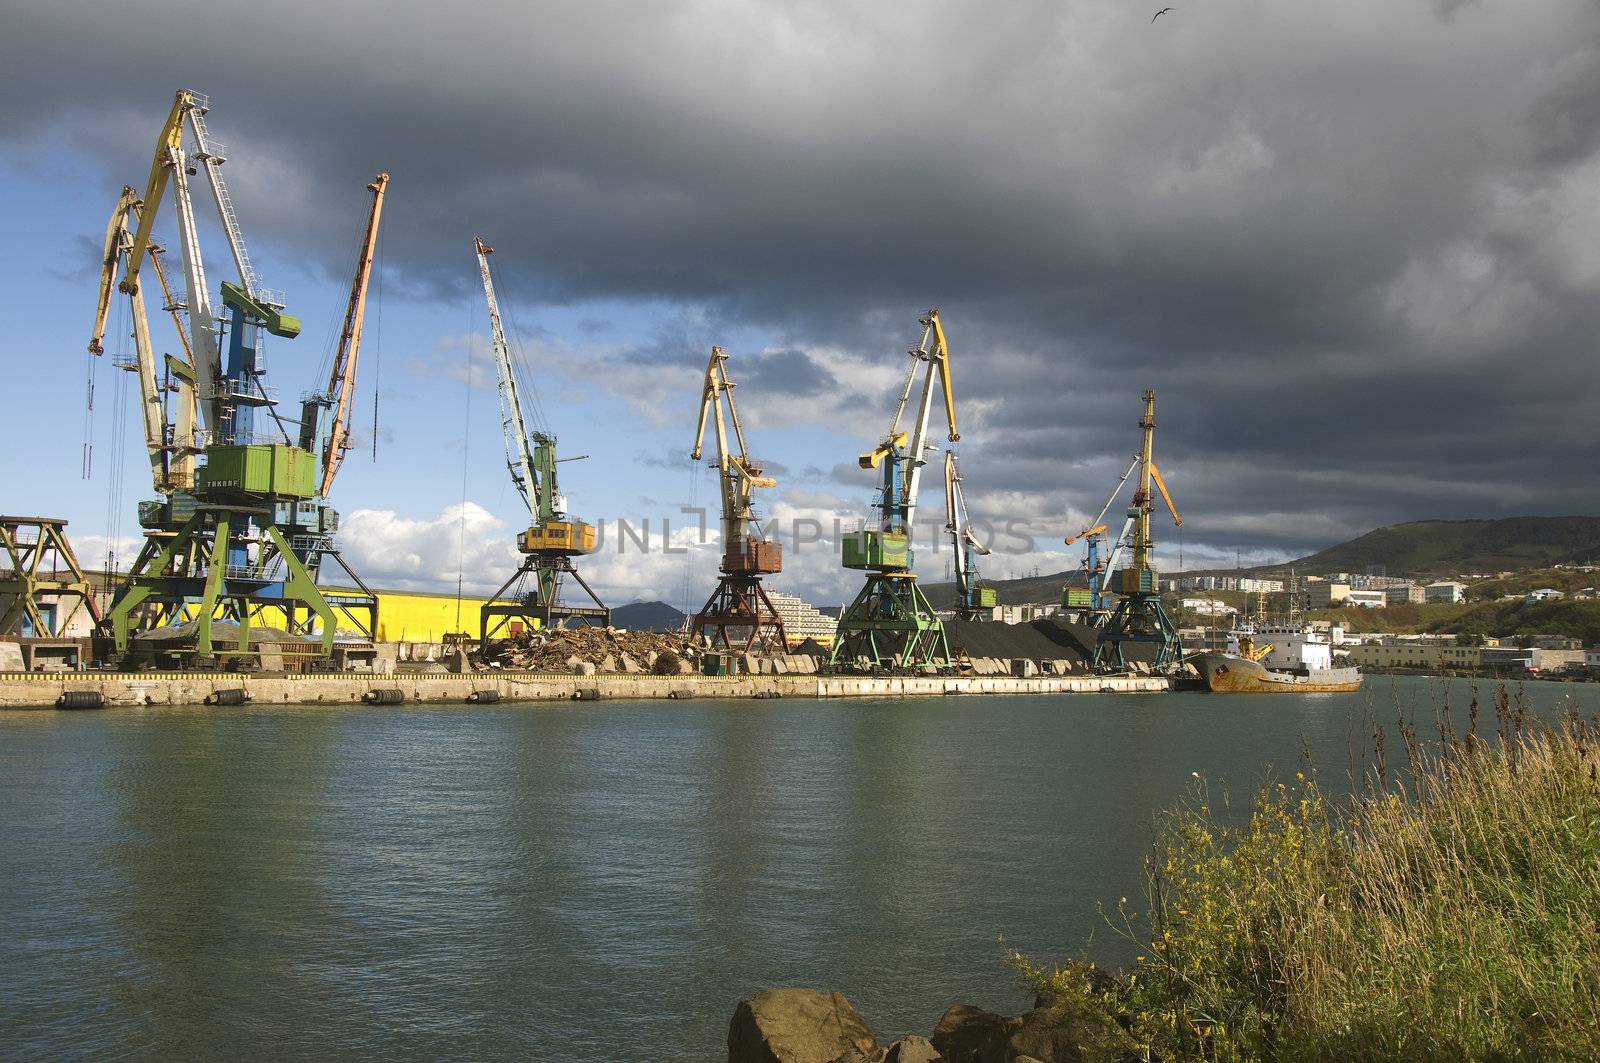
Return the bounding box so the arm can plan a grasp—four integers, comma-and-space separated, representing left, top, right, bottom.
946, 618, 1095, 665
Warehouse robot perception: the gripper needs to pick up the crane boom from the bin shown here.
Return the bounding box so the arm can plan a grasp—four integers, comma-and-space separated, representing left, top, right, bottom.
898, 310, 957, 535
121, 91, 189, 294
318, 173, 389, 498
691, 347, 779, 565
944, 450, 992, 617
475, 238, 541, 519
87, 189, 184, 494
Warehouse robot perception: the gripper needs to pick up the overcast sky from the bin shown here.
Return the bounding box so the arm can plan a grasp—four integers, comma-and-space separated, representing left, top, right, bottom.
2, 0, 1597, 608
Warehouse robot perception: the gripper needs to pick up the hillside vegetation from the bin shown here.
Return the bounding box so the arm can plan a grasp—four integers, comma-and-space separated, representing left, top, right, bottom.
1314, 582, 1600, 645
1281, 516, 1600, 579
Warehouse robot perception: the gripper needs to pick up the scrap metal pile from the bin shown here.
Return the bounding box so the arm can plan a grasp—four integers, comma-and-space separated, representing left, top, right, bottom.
473, 626, 703, 674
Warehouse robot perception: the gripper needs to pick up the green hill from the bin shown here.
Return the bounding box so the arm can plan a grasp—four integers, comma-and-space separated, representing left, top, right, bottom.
1274, 517, 1600, 579
918, 516, 1600, 608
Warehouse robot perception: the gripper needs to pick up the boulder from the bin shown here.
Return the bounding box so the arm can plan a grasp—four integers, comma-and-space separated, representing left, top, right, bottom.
884, 1034, 943, 1062
597, 653, 619, 673
931, 1005, 1019, 1063
728, 989, 879, 1063
618, 652, 644, 674
1006, 999, 1138, 1063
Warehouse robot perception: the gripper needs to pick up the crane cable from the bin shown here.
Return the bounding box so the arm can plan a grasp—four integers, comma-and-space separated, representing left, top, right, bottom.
453, 297, 474, 634
681, 456, 700, 618
102, 297, 131, 583
370, 216, 385, 462
490, 255, 551, 435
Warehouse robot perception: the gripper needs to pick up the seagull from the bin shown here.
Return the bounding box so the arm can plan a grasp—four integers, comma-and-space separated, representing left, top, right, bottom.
1152, 6, 1174, 20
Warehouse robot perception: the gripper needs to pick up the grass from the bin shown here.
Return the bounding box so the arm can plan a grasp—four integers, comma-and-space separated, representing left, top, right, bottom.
1013, 694, 1600, 1061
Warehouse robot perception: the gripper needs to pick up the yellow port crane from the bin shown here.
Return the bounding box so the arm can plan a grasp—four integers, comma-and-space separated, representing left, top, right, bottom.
1093, 389, 1183, 674
688, 346, 787, 652
475, 238, 608, 640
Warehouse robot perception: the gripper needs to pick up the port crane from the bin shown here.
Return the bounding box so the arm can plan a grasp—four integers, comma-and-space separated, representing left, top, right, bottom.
689, 346, 787, 652
831, 310, 958, 670
943, 450, 994, 620
475, 238, 608, 641
1063, 455, 1139, 617
1092, 390, 1183, 674
93, 90, 382, 664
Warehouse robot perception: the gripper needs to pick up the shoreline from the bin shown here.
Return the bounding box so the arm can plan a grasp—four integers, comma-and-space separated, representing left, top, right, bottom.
0, 670, 1173, 709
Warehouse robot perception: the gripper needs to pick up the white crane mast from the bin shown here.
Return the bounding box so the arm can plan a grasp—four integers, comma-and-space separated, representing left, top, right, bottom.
474, 238, 539, 520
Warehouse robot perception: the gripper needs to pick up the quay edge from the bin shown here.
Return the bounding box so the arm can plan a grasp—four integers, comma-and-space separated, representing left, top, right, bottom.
0, 671, 1172, 709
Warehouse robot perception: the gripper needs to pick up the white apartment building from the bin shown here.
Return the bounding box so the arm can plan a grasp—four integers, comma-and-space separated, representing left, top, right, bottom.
766, 592, 838, 647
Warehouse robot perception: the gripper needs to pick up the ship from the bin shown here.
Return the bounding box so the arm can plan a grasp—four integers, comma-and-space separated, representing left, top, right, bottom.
1195, 620, 1362, 693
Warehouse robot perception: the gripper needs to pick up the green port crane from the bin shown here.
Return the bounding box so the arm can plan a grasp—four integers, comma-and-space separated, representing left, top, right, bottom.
689, 346, 787, 652
830, 310, 958, 671
93, 90, 383, 665
475, 238, 609, 641
1092, 389, 1183, 674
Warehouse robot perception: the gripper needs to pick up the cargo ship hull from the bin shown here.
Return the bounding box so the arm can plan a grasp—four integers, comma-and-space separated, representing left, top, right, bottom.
1196, 652, 1362, 693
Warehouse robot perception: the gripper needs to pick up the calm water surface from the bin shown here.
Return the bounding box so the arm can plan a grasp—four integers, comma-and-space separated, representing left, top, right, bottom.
4, 676, 1597, 1061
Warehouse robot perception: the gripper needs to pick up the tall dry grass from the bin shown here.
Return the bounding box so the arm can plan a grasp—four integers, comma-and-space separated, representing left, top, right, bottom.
1016, 695, 1600, 1061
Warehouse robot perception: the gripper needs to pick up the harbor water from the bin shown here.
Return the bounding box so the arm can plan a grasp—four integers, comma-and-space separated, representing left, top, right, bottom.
4, 676, 1597, 1060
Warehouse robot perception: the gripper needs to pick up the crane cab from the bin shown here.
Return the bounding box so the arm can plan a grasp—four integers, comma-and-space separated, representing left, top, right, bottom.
520, 520, 597, 555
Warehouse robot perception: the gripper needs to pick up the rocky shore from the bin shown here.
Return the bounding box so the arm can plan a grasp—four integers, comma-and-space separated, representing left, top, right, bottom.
727, 974, 1136, 1063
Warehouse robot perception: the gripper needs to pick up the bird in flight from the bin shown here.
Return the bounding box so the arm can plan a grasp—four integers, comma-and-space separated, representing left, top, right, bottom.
1152, 6, 1174, 20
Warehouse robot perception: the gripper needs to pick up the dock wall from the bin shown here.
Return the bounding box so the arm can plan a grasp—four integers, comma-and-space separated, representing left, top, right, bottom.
0, 671, 1172, 709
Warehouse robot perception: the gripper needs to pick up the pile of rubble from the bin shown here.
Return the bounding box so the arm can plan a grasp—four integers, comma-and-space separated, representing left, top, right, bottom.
473, 626, 704, 674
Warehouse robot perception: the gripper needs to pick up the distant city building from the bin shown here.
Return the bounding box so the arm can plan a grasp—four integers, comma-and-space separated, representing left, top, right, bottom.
1311, 582, 1350, 607
1346, 643, 1482, 671
1524, 588, 1566, 604
1526, 634, 1581, 650
1180, 597, 1235, 616
1586, 647, 1600, 669
1424, 581, 1468, 603
767, 592, 838, 647
1384, 583, 1425, 606
1237, 577, 1284, 594
1344, 589, 1386, 608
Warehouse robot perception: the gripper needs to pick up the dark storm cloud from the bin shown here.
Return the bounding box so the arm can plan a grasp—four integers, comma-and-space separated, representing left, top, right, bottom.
6, 0, 1600, 562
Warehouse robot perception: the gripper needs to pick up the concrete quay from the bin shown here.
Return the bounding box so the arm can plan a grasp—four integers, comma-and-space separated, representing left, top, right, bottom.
0, 670, 1172, 709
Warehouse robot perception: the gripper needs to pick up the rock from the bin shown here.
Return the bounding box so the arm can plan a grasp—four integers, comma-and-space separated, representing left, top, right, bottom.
573, 661, 597, 676
597, 653, 618, 673
728, 988, 879, 1063
618, 652, 644, 673
1006, 1003, 1138, 1063
883, 1034, 942, 1062
1010, 968, 1138, 1063
931, 1005, 1019, 1063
